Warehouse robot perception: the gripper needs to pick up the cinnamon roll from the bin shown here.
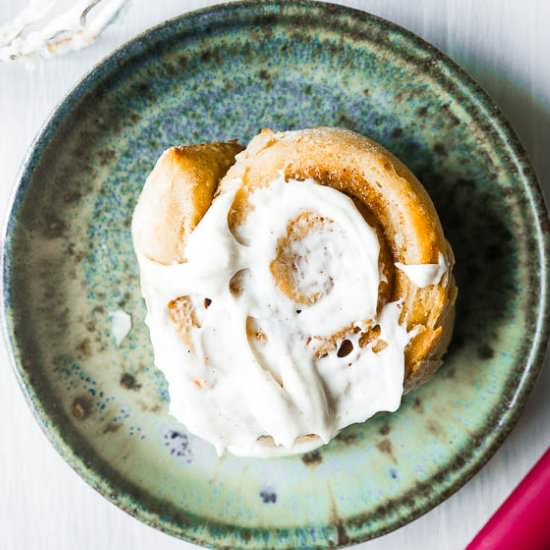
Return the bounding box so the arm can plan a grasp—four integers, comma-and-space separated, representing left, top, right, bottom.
132, 127, 457, 457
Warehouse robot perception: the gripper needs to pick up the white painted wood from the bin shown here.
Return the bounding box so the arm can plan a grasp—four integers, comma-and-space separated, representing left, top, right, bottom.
1, 1, 549, 549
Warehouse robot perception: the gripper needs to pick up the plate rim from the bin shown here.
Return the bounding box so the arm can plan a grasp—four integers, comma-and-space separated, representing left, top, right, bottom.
2, 0, 550, 547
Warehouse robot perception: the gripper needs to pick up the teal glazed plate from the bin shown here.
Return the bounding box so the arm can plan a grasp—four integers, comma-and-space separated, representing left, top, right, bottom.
3, 1, 550, 548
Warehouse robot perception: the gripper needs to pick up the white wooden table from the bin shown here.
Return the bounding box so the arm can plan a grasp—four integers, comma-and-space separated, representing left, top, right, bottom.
1, 1, 549, 549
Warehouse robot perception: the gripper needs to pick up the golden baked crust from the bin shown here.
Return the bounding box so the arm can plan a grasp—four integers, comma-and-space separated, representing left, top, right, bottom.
132, 142, 244, 264
133, 128, 456, 392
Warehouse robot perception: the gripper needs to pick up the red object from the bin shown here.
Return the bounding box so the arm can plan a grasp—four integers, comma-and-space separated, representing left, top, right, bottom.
467, 447, 550, 550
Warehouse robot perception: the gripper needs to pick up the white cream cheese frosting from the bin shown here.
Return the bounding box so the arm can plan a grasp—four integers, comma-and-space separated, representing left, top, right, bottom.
134, 175, 418, 457
109, 309, 132, 347
395, 253, 448, 288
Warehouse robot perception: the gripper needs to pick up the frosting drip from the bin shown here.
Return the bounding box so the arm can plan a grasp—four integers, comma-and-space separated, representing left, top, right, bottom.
395, 253, 448, 288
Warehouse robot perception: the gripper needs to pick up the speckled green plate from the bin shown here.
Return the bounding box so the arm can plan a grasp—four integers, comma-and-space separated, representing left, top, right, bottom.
3, 1, 550, 548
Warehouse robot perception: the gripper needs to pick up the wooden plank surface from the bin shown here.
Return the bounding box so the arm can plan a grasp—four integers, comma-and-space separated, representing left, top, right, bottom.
1, 1, 548, 548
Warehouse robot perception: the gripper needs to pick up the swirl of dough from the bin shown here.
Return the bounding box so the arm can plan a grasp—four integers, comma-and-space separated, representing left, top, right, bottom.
221, 128, 457, 391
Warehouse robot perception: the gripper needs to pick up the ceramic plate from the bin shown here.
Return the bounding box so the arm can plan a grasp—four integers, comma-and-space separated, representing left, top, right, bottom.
3, 1, 549, 548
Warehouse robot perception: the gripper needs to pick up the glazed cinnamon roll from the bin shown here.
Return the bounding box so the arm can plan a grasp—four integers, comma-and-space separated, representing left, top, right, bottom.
133, 128, 457, 457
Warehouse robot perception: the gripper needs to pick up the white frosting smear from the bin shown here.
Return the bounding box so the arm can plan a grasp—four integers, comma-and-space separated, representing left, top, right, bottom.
395, 253, 448, 288
109, 309, 131, 346
135, 175, 416, 457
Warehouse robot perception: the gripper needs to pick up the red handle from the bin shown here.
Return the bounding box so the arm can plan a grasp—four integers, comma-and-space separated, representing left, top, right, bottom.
467, 447, 550, 550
